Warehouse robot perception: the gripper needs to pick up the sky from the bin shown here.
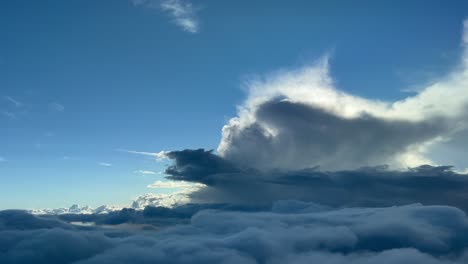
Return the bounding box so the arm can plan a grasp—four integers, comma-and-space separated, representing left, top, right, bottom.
5, 1, 468, 264
2, 0, 468, 210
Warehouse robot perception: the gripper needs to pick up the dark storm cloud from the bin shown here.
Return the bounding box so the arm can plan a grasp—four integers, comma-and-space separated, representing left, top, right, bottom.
220, 100, 451, 171
164, 149, 243, 184
163, 148, 468, 211
3, 202, 468, 263
0, 210, 69, 230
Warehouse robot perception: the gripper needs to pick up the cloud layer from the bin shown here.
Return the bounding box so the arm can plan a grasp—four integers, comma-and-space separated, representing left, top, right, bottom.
3, 202, 468, 263
162, 149, 468, 211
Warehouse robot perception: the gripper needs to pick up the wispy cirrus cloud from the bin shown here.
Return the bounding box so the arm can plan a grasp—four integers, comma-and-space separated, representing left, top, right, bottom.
98, 162, 113, 167
147, 180, 204, 188
134, 170, 158, 175
131, 0, 200, 33
49, 102, 64, 112
118, 148, 168, 160
0, 111, 16, 119
2, 96, 25, 119
4, 96, 23, 107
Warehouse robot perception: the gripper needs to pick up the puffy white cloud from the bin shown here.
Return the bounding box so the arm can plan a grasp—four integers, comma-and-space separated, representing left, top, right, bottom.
131, 191, 192, 209
218, 20, 468, 171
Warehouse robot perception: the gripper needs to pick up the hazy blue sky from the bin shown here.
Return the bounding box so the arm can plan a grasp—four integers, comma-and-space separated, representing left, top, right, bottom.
1, 0, 468, 209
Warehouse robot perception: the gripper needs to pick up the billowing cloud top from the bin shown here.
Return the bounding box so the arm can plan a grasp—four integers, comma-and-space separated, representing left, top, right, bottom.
218, 21, 468, 171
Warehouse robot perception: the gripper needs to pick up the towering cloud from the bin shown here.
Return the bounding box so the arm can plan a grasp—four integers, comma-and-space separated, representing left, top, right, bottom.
218, 21, 468, 171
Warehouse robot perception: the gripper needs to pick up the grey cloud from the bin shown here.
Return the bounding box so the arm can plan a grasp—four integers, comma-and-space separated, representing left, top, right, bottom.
163, 149, 468, 211
3, 203, 468, 263
0, 210, 69, 230
221, 100, 451, 171
165, 149, 243, 185
57, 203, 269, 228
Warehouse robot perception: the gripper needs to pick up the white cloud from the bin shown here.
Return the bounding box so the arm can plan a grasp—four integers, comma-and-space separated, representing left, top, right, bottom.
0, 111, 15, 119
45, 132, 55, 137
1, 96, 27, 119
4, 96, 23, 107
118, 148, 168, 160
98, 162, 113, 167
131, 190, 192, 208
131, 0, 200, 33
49, 102, 64, 112
160, 0, 199, 33
147, 180, 204, 188
134, 170, 157, 175
218, 20, 468, 171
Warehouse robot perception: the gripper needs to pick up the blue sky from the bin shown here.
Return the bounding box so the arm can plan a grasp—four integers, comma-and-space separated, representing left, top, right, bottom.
1, 0, 468, 209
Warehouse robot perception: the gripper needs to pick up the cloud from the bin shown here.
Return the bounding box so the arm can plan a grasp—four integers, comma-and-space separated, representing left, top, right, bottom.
44, 132, 55, 137
130, 191, 193, 208
49, 102, 64, 112
220, 99, 448, 171
118, 148, 168, 160
1, 111, 16, 119
161, 149, 468, 211
147, 180, 204, 188
3, 203, 468, 263
164, 149, 242, 184
98, 162, 113, 167
134, 170, 157, 175
160, 0, 199, 33
131, 0, 200, 33
218, 21, 468, 171
4, 96, 23, 107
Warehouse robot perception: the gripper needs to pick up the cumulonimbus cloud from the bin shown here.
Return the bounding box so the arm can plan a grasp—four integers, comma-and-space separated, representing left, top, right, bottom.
146, 20, 468, 212
218, 20, 468, 171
